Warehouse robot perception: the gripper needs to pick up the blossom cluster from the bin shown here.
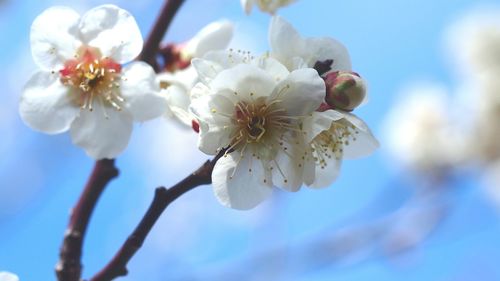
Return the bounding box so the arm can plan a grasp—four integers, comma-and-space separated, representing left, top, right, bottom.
383, 8, 500, 203
20, 3, 378, 210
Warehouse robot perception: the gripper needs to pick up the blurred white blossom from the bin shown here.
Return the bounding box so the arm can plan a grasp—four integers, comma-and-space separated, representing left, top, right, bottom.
446, 8, 500, 76
384, 85, 462, 173
158, 20, 234, 128
19, 5, 166, 159
241, 0, 296, 15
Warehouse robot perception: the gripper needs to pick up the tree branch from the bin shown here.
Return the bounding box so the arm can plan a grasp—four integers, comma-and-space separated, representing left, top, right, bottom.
138, 0, 186, 70
90, 153, 222, 281
56, 159, 119, 281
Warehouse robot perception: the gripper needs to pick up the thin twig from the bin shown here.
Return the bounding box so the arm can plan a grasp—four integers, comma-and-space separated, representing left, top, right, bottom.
56, 159, 119, 281
138, 0, 186, 70
90, 153, 223, 281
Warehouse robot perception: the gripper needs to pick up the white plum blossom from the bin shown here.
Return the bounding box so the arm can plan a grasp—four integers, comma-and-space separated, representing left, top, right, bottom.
190, 53, 325, 209
269, 16, 351, 73
241, 0, 296, 15
0, 272, 19, 281
19, 5, 166, 159
158, 20, 234, 127
305, 109, 379, 188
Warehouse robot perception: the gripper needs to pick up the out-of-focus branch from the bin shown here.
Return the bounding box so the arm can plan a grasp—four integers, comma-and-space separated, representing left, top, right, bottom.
90, 152, 223, 281
56, 159, 119, 281
138, 0, 186, 70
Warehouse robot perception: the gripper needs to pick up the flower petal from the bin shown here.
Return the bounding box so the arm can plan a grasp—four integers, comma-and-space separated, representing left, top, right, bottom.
269, 16, 304, 69
251, 56, 290, 81
121, 62, 167, 122
211, 63, 277, 101
212, 151, 272, 210
30, 6, 82, 71
305, 110, 344, 142
270, 68, 325, 116
184, 20, 234, 58
310, 157, 342, 188
192, 50, 247, 85
197, 121, 232, 155
269, 16, 351, 71
305, 37, 352, 72
342, 113, 379, 159
270, 137, 309, 192
163, 84, 192, 126
20, 71, 79, 134
79, 5, 142, 63
70, 103, 133, 159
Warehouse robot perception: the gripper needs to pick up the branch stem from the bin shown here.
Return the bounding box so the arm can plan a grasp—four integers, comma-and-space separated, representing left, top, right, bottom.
90, 154, 221, 281
56, 159, 119, 281
138, 0, 186, 70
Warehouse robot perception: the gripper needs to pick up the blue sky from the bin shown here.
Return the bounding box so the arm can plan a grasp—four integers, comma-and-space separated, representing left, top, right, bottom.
1, 0, 500, 280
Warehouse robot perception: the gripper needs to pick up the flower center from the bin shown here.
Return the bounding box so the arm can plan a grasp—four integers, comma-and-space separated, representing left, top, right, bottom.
60, 46, 124, 111
233, 98, 277, 146
312, 119, 359, 168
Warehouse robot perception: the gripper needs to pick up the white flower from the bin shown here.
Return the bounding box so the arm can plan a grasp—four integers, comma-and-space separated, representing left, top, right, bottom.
383, 85, 461, 173
190, 54, 325, 209
0, 272, 19, 281
19, 5, 167, 159
305, 109, 379, 188
158, 20, 233, 127
269, 16, 351, 73
241, 0, 296, 14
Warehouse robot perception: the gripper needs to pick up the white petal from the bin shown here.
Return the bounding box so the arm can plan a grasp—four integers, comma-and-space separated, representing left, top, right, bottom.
251, 56, 290, 81
163, 85, 192, 126
197, 121, 232, 155
70, 104, 133, 159
192, 50, 247, 85
184, 20, 234, 58
342, 113, 379, 159
121, 62, 167, 122
305, 37, 352, 72
269, 16, 351, 71
211, 63, 276, 101
269, 16, 304, 68
192, 93, 234, 155
20, 71, 79, 134
30, 6, 82, 71
0, 272, 19, 281
310, 157, 341, 188
270, 68, 325, 116
306, 110, 344, 142
79, 5, 142, 63
158, 66, 199, 90
212, 151, 272, 210
270, 138, 308, 192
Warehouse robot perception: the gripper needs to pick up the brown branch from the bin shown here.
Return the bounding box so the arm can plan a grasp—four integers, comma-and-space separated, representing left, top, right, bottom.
90, 153, 222, 281
137, 0, 186, 70
56, 159, 119, 281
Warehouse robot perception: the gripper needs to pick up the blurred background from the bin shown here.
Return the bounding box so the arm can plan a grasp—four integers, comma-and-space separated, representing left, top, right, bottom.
1, 0, 500, 280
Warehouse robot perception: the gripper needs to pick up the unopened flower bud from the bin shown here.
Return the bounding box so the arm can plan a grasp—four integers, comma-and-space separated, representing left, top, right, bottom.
324, 71, 366, 111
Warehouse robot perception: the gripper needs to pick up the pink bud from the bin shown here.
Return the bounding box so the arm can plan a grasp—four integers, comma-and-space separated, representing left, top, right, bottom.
324, 71, 366, 111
